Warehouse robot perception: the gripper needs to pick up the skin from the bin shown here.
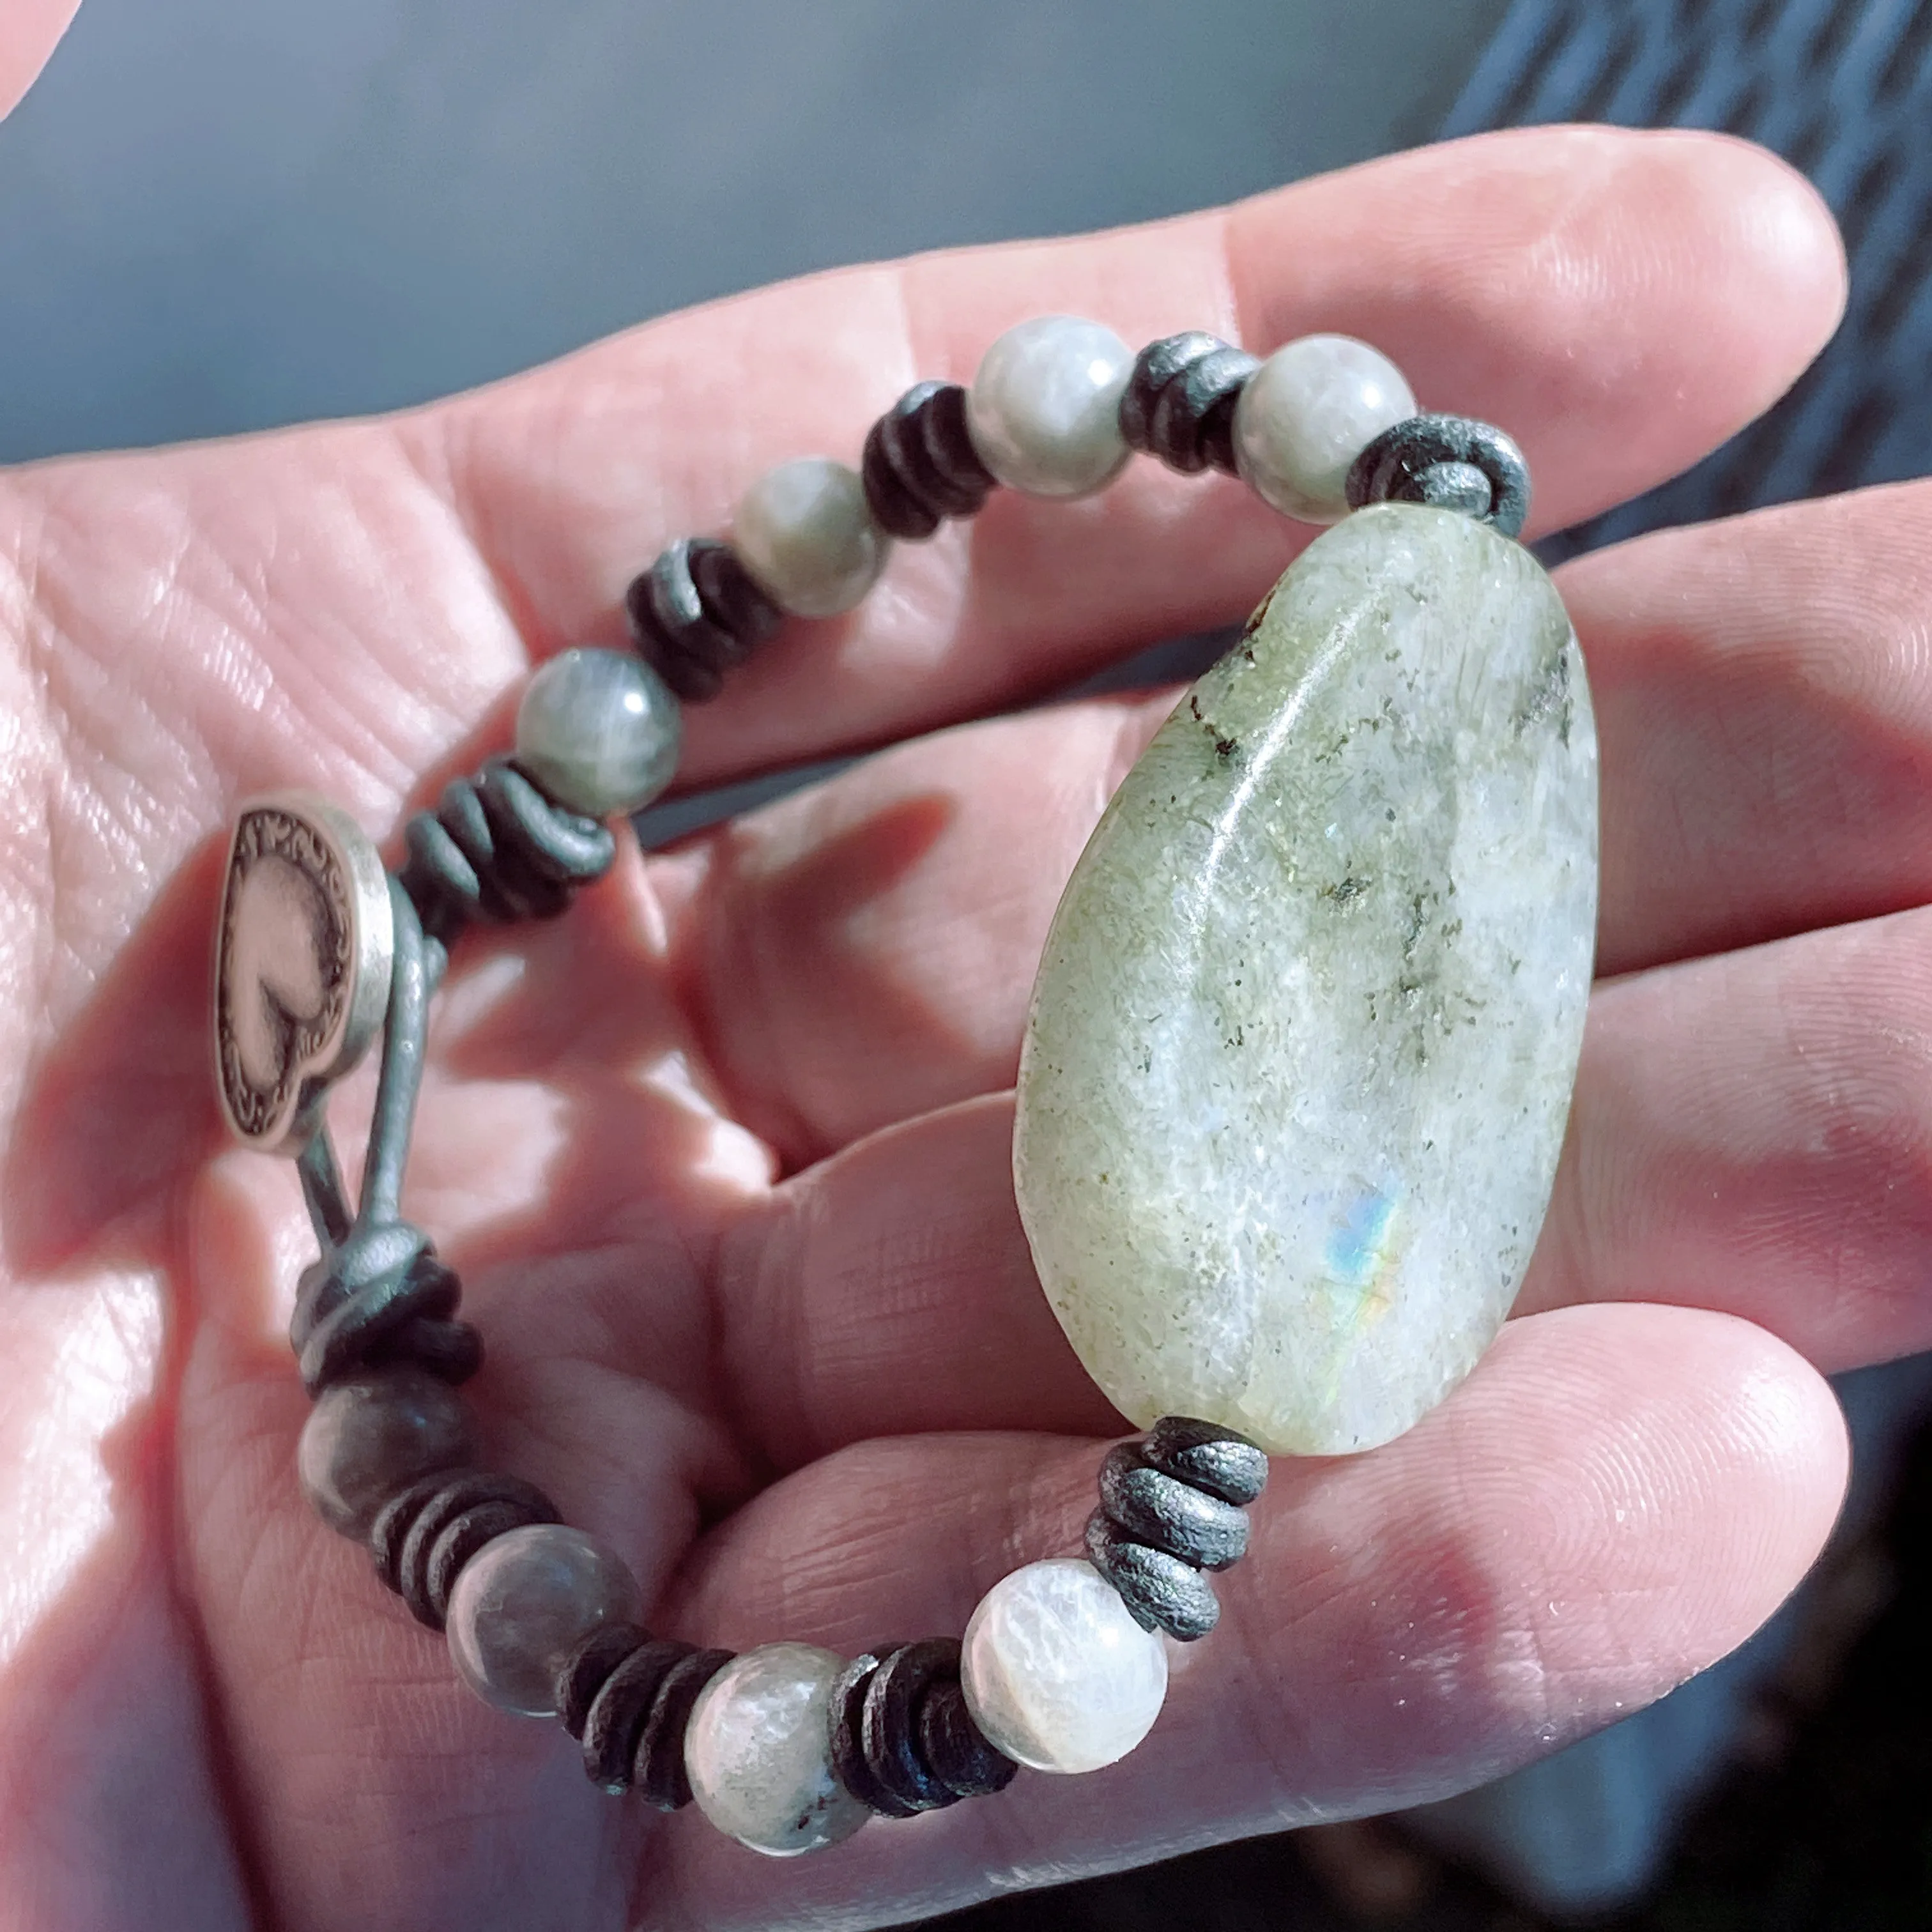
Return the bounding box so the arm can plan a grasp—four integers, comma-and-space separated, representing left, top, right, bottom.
0, 27, 1894, 1926
0, 0, 78, 118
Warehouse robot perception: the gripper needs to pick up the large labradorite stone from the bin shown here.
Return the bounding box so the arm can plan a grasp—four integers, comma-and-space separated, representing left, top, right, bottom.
1013, 504, 1597, 1455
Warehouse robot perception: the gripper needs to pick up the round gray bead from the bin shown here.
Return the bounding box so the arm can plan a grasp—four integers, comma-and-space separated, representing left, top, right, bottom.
514, 646, 682, 818
445, 1523, 642, 1717
965, 314, 1134, 498
1233, 334, 1416, 523
685, 1643, 871, 1855
959, 1556, 1168, 1772
733, 457, 887, 617
296, 1365, 478, 1538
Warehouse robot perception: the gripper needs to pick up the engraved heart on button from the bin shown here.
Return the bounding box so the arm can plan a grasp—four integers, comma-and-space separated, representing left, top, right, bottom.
213, 794, 394, 1153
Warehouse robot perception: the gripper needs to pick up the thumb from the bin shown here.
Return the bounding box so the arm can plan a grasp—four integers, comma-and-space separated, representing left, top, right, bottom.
1, 0, 80, 121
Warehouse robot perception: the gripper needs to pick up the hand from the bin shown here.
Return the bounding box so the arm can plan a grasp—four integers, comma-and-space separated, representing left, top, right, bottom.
0, 127, 1873, 1931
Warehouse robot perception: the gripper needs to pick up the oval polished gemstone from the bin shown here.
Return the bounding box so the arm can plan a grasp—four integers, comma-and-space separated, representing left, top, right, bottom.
1014, 504, 1598, 1456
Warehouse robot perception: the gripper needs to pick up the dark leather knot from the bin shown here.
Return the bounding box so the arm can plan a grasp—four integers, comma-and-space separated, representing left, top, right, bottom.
367, 1468, 560, 1629
829, 1637, 1016, 1816
861, 381, 999, 540
290, 1217, 480, 1395
625, 538, 783, 703
553, 1624, 735, 1804
397, 755, 617, 946
1085, 1416, 1268, 1642
1346, 413, 1532, 539
1118, 331, 1259, 477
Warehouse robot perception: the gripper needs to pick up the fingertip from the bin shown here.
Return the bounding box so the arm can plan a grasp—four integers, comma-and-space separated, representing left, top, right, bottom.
1226, 125, 1848, 533
1634, 126, 1849, 410
1494, 1303, 1848, 1670
1712, 1303, 1851, 1564
1536, 124, 1848, 515
0, 0, 80, 121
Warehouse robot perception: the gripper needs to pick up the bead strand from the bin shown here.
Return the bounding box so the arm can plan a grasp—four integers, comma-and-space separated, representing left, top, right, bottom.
259, 310, 1540, 1860
293, 1388, 1258, 1851
611, 315, 1528, 728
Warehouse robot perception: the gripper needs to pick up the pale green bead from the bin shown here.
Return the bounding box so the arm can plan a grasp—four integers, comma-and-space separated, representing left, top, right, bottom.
733, 457, 886, 617
1232, 334, 1416, 523
514, 647, 682, 817
966, 314, 1133, 498
684, 1643, 870, 1855
1014, 506, 1597, 1455
445, 1524, 641, 1717
960, 1558, 1168, 1774
296, 1366, 477, 1538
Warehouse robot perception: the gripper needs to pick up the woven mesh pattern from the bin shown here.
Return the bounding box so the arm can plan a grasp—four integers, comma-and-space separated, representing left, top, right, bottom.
1442, 0, 1932, 558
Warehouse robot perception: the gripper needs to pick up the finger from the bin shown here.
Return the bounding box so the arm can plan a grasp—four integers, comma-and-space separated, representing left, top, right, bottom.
420, 125, 1842, 785
718, 900, 1932, 1466
714, 1095, 1124, 1472
1574, 479, 1932, 976
0, 0, 79, 119
1520, 900, 1932, 1368
647, 1305, 1844, 1931
654, 691, 1167, 1165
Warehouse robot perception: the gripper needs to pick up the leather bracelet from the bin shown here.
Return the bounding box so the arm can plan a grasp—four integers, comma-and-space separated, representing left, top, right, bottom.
211, 314, 1585, 1857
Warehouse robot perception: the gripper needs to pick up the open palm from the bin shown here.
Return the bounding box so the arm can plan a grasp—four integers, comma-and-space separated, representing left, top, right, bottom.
0, 126, 1905, 1930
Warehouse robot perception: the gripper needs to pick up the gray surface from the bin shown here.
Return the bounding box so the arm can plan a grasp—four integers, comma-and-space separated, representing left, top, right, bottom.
1417, 4, 1932, 1912
0, 0, 1505, 460
1448, 0, 1932, 554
